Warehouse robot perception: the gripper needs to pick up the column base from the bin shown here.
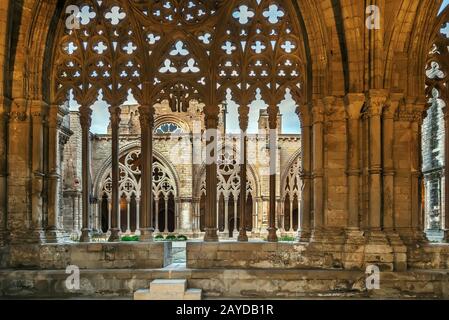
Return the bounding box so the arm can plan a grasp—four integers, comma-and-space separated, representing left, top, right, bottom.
237, 229, 248, 242
204, 228, 219, 242
297, 229, 311, 242
384, 229, 407, 271
364, 229, 394, 271
79, 228, 91, 243
444, 230, 449, 243
139, 228, 154, 242
0, 230, 9, 246
267, 227, 278, 242
108, 228, 121, 242
44, 228, 66, 244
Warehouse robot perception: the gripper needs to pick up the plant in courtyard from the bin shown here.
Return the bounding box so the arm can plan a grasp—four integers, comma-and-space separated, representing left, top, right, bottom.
165, 234, 177, 241
176, 235, 188, 241
121, 235, 140, 242
279, 235, 296, 242
154, 234, 164, 241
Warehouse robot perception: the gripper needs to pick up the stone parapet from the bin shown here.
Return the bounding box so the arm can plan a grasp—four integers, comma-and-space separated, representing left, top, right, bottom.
0, 242, 172, 270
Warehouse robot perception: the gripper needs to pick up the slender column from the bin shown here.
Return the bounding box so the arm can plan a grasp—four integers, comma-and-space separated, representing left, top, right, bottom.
77, 195, 81, 232
79, 106, 92, 242
267, 104, 278, 242
96, 201, 101, 232
297, 197, 301, 232
0, 97, 9, 245
135, 198, 140, 234
216, 200, 219, 230
233, 198, 238, 234
30, 102, 45, 241
383, 95, 401, 232
289, 199, 294, 232
297, 104, 311, 241
224, 196, 229, 235
254, 198, 259, 230
344, 94, 365, 233
126, 198, 131, 233
155, 197, 159, 233
367, 91, 387, 237
108, 106, 121, 242
203, 110, 219, 241
444, 107, 449, 242
164, 197, 169, 233
108, 198, 111, 231
238, 102, 249, 241
411, 101, 426, 238
312, 100, 325, 236
139, 106, 155, 242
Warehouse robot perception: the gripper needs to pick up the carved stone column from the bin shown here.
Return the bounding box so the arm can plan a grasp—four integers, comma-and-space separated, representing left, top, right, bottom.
382, 95, 402, 236
46, 103, 66, 242
139, 106, 155, 242
311, 99, 325, 239
108, 106, 121, 242
444, 107, 449, 242
366, 90, 387, 241
344, 94, 365, 238
0, 97, 8, 245
297, 104, 311, 241
203, 110, 219, 241
410, 101, 427, 242
267, 104, 278, 242
79, 106, 92, 242
238, 101, 249, 241
29, 101, 46, 242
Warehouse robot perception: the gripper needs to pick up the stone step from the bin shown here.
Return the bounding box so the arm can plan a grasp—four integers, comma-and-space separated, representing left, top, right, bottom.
150, 279, 187, 293
134, 279, 202, 300
184, 288, 202, 300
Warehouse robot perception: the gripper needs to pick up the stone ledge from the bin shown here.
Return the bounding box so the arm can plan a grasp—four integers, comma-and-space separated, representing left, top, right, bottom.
0, 242, 172, 270
0, 268, 448, 299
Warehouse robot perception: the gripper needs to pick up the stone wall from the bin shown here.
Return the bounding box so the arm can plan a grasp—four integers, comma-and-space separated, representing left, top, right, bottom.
1, 268, 448, 299
0, 242, 172, 270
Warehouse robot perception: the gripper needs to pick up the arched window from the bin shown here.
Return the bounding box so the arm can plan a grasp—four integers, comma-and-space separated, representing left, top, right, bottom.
98, 149, 177, 234
155, 122, 183, 134
282, 155, 302, 232
423, 15, 449, 241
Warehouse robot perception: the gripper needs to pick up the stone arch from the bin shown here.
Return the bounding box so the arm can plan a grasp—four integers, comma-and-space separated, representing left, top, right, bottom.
93, 141, 181, 200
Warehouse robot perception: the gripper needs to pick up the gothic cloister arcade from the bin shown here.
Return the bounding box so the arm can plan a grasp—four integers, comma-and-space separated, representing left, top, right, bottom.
2, 0, 449, 299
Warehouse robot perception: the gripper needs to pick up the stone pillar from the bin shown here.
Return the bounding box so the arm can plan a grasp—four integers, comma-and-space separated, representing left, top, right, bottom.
30, 101, 46, 242
107, 198, 111, 231
444, 106, 449, 242
139, 106, 155, 242
297, 104, 311, 241
203, 110, 219, 241
79, 106, 92, 242
135, 197, 140, 235
383, 95, 401, 233
155, 197, 159, 233
108, 106, 121, 242
411, 101, 427, 241
238, 101, 249, 241
312, 100, 325, 239
344, 94, 365, 237
289, 199, 294, 232
366, 91, 387, 240
224, 196, 229, 235
126, 197, 131, 234
164, 197, 169, 233
267, 104, 278, 242
233, 198, 238, 234
0, 97, 8, 245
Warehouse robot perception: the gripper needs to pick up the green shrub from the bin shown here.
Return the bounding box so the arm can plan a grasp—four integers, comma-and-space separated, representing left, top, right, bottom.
121, 235, 140, 241
279, 235, 296, 242
154, 234, 164, 241
176, 235, 188, 241
165, 234, 177, 241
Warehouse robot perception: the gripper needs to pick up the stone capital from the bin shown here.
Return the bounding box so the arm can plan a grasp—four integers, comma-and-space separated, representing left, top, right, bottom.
384, 93, 403, 118
311, 99, 325, 124
109, 105, 122, 125
297, 103, 312, 127
367, 90, 388, 117
138, 105, 155, 127
79, 106, 92, 128
344, 93, 365, 120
